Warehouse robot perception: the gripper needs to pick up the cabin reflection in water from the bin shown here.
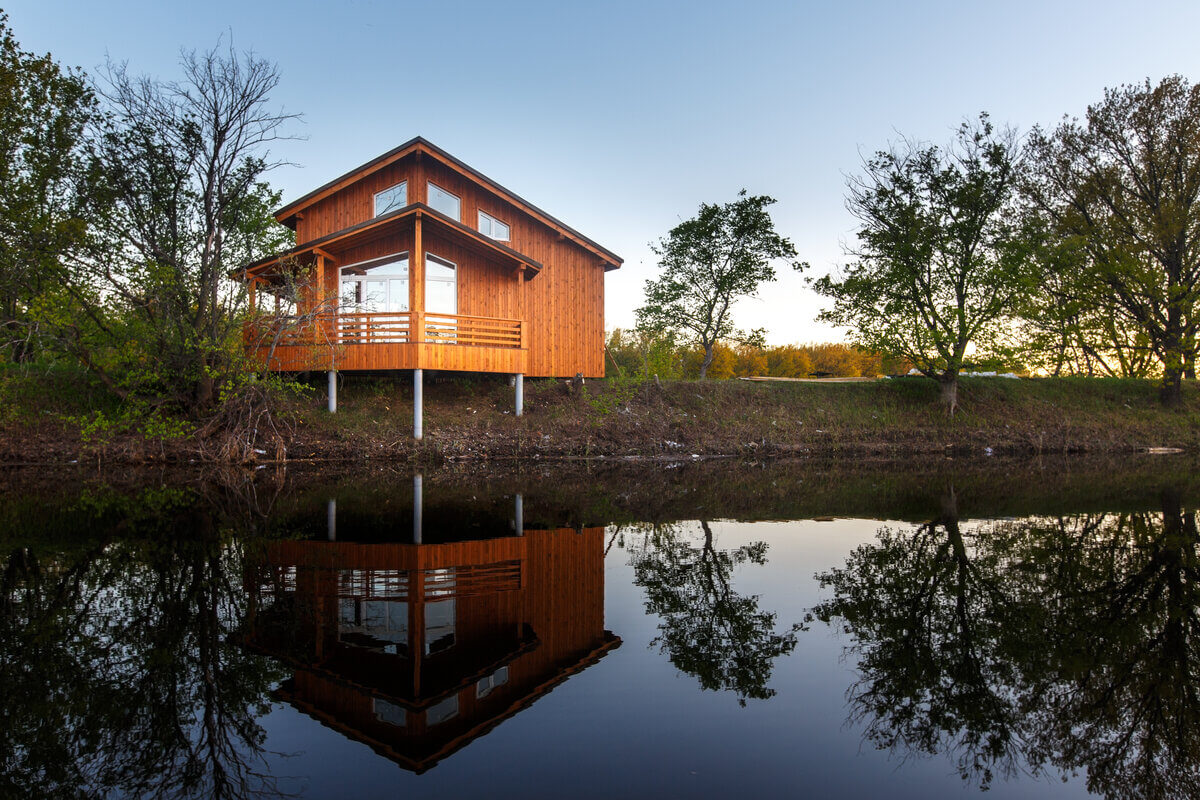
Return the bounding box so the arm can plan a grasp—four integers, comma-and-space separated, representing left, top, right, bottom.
242, 490, 620, 773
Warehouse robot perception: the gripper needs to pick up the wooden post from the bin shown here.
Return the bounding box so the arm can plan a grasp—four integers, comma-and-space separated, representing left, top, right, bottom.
412, 213, 424, 343
413, 368, 423, 440
517, 264, 527, 350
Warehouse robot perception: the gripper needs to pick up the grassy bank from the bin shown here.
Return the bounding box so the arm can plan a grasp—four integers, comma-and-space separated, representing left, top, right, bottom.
0, 368, 1197, 464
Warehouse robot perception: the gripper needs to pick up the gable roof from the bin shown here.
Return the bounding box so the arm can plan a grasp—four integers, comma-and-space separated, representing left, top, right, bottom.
275, 136, 622, 269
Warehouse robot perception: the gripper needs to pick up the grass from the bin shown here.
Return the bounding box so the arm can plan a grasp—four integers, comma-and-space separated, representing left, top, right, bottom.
0, 367, 1197, 463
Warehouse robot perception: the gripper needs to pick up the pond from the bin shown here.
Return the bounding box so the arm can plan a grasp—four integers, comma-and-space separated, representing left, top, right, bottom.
2, 456, 1198, 799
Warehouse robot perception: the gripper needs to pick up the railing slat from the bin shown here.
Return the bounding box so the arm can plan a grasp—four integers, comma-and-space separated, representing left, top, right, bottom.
247, 310, 524, 351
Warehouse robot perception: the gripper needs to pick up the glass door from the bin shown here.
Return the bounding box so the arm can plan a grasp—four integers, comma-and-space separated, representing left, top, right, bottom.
425, 254, 457, 341
339, 254, 409, 342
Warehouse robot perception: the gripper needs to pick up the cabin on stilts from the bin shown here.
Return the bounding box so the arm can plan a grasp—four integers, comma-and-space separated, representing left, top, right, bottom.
241, 483, 621, 773
233, 137, 622, 424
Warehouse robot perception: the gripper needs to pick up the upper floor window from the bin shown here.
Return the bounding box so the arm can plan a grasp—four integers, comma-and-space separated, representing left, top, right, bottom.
478, 210, 510, 241
427, 182, 460, 220
374, 181, 407, 217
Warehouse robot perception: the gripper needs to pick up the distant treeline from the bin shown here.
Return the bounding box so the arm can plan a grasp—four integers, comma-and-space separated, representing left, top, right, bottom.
604, 329, 913, 379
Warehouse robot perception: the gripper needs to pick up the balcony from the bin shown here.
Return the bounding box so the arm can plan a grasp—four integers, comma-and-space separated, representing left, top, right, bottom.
247, 311, 526, 373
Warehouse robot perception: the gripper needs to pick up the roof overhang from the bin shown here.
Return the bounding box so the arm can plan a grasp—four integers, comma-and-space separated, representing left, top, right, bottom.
233, 203, 543, 282
274, 137, 622, 270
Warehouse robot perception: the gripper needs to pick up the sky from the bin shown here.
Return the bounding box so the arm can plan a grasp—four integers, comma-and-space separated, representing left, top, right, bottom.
8, 0, 1200, 344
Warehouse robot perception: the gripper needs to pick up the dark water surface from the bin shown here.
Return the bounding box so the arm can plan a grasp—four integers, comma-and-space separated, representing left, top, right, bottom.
3, 457, 1200, 799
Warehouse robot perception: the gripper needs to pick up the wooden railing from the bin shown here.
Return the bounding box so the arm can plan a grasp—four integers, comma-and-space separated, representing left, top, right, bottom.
248, 311, 523, 349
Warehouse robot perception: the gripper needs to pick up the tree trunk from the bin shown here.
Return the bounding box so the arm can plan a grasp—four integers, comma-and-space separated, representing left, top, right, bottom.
939, 373, 959, 417
699, 342, 714, 380
1160, 365, 1184, 407
1185, 350, 1196, 381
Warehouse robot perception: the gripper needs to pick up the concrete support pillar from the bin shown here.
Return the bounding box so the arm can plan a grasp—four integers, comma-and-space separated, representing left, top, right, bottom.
514, 493, 524, 537
413, 368, 423, 440
515, 373, 524, 417
327, 370, 337, 413
326, 499, 337, 541
413, 473, 423, 544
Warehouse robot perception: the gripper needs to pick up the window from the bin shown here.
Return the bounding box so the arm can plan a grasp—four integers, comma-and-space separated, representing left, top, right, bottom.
373, 698, 407, 728
424, 598, 456, 655
427, 182, 460, 220
427, 695, 459, 726
424, 254, 457, 317
478, 211, 510, 241
374, 182, 407, 217
340, 255, 409, 314
476, 666, 509, 699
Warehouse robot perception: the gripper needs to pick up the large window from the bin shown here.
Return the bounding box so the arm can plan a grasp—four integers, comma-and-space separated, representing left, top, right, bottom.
340, 254, 409, 314
425, 254, 457, 316
427, 182, 460, 220
374, 182, 407, 217
478, 210, 510, 241
424, 598, 456, 655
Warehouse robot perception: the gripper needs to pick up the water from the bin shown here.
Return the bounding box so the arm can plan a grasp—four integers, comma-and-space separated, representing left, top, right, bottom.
2, 457, 1198, 799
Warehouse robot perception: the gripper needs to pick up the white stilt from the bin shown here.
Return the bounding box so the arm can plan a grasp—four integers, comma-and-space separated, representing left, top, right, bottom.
413, 473, 423, 544
515, 373, 524, 417
514, 493, 524, 537
413, 368, 423, 440
327, 370, 337, 413
326, 499, 337, 541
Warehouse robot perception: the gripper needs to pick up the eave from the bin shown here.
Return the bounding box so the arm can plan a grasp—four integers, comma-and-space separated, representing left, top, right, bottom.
233, 202, 543, 282
274, 137, 622, 270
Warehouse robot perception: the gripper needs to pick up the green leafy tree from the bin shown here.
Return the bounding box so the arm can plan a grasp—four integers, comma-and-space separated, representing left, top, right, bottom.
1015, 220, 1156, 377
636, 191, 800, 379
628, 520, 802, 704
45, 42, 296, 410
0, 13, 95, 362
0, 487, 288, 799
1025, 76, 1200, 405
815, 491, 1200, 798
812, 115, 1030, 414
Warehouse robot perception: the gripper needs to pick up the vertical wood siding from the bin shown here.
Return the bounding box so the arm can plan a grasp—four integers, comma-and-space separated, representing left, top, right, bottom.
282, 150, 610, 377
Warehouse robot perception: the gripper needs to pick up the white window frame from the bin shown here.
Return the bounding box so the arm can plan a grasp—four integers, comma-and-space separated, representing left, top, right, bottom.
424, 253, 458, 318
427, 181, 461, 221
339, 252, 410, 314
478, 210, 510, 241
373, 181, 407, 217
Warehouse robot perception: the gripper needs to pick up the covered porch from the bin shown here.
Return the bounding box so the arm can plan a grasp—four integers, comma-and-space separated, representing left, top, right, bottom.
238, 203, 538, 376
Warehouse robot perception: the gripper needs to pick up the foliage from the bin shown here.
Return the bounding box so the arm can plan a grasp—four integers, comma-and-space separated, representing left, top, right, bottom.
0, 13, 96, 363
812, 115, 1032, 413
636, 191, 800, 378
39, 41, 297, 412
1024, 76, 1200, 405
1014, 219, 1158, 378
628, 520, 802, 704
605, 327, 684, 379
0, 488, 288, 799
814, 488, 1200, 797
604, 332, 900, 380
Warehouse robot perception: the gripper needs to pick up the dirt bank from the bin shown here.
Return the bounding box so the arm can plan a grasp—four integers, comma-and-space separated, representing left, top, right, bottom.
1, 374, 1197, 466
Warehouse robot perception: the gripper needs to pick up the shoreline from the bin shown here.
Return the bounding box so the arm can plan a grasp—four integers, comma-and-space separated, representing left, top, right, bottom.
1, 375, 1197, 466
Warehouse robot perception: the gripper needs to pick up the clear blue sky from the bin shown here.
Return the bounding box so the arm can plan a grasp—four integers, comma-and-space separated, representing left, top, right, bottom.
9, 0, 1200, 344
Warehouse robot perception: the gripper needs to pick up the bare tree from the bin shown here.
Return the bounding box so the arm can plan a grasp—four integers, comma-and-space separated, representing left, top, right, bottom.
51, 40, 297, 410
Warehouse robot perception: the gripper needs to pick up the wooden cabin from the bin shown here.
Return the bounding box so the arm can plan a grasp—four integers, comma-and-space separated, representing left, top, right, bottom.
236, 137, 622, 388
240, 490, 619, 772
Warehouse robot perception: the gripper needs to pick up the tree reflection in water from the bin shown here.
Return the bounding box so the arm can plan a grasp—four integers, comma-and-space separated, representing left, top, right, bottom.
627, 520, 802, 705
0, 486, 289, 800
814, 487, 1200, 799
